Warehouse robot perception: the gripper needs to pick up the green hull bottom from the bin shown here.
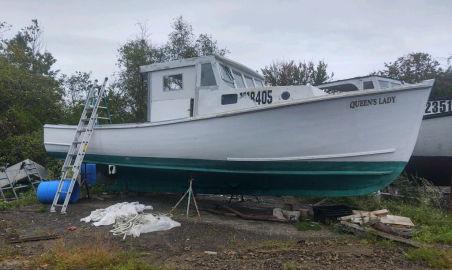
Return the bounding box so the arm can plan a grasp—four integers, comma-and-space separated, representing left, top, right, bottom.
50, 152, 406, 197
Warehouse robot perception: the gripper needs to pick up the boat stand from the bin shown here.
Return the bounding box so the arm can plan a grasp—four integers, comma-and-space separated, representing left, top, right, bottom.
170, 178, 201, 218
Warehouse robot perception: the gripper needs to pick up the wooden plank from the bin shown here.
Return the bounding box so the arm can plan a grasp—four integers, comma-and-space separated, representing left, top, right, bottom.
370, 209, 389, 217
340, 221, 426, 248
9, 234, 60, 244
379, 215, 414, 227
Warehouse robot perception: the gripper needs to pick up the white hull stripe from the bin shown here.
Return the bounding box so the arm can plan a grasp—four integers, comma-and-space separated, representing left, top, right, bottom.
227, 148, 396, 162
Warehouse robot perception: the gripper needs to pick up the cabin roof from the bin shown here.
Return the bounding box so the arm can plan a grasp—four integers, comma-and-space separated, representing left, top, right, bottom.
139, 54, 264, 80
317, 75, 402, 87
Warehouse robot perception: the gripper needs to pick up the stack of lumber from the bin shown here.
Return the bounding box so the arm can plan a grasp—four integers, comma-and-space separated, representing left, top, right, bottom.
339, 209, 415, 240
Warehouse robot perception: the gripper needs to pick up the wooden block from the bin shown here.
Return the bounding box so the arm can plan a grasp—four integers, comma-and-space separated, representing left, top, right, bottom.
370, 209, 389, 217
379, 215, 414, 227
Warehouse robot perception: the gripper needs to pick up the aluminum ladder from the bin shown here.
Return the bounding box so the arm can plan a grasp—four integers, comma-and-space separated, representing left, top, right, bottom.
50, 78, 109, 214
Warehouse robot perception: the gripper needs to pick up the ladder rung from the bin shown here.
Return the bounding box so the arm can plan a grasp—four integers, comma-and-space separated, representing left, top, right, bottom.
78, 128, 92, 132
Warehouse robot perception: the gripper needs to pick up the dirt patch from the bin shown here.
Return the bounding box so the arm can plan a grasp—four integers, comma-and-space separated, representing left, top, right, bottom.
0, 194, 432, 269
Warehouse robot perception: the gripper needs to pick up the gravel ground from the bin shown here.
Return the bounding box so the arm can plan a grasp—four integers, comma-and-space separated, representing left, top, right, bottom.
0, 193, 431, 269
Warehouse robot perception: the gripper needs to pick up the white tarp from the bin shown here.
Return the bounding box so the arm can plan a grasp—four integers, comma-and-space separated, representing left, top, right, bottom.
81, 202, 180, 238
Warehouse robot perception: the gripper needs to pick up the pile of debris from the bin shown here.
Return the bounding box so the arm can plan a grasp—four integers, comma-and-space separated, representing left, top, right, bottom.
338, 209, 423, 247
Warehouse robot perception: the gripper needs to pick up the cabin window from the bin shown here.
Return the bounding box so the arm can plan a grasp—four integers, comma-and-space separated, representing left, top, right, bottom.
220, 64, 235, 88
378, 80, 390, 89
201, 63, 217, 86
221, 94, 238, 105
391, 82, 401, 88
163, 74, 183, 91
363, 81, 374, 90
244, 76, 255, 88
233, 70, 245, 88
320, 83, 359, 92
255, 79, 264, 87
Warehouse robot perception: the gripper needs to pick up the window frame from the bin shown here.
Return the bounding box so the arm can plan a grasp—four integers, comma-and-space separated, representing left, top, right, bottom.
363, 80, 374, 90
244, 75, 255, 88
219, 64, 236, 88
163, 73, 184, 91
200, 62, 217, 87
232, 69, 246, 88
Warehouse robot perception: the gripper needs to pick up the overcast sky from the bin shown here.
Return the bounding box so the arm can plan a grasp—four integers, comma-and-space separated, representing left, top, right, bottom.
2, 0, 451, 80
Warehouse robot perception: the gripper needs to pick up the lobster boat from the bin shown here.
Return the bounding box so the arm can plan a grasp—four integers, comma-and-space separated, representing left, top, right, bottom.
44, 56, 433, 196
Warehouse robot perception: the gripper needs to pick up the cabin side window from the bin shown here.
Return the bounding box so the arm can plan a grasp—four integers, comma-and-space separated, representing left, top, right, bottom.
363, 81, 374, 90
220, 64, 235, 88
244, 76, 255, 88
163, 74, 183, 91
232, 70, 245, 88
320, 83, 359, 92
378, 80, 390, 89
200, 63, 217, 87
221, 94, 238, 105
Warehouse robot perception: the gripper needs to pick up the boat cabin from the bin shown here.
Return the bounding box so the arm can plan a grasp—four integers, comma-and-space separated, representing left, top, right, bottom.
318, 75, 404, 93
140, 55, 266, 122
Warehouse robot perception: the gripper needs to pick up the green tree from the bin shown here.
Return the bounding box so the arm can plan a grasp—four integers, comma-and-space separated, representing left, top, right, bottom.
377, 52, 452, 97
2, 19, 57, 76
261, 60, 333, 86
0, 20, 64, 165
377, 52, 442, 83
163, 16, 228, 61
115, 25, 160, 122
115, 16, 227, 122
60, 71, 94, 124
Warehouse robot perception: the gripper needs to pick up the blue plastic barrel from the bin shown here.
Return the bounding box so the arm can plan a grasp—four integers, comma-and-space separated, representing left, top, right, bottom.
81, 163, 96, 186
37, 180, 80, 204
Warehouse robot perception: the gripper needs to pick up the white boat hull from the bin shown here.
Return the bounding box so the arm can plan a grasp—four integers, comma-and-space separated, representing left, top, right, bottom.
406, 113, 452, 185
44, 83, 431, 196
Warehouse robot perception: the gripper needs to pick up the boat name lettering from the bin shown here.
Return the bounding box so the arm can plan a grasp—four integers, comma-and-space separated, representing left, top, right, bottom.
239, 90, 273, 105
425, 99, 452, 115
349, 96, 396, 109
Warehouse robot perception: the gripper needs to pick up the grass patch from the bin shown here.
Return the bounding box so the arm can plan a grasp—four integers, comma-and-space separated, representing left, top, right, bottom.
295, 220, 321, 231
282, 261, 298, 270
321, 175, 452, 245
383, 200, 452, 245
0, 243, 18, 262
31, 240, 162, 270
0, 189, 38, 210
406, 248, 452, 269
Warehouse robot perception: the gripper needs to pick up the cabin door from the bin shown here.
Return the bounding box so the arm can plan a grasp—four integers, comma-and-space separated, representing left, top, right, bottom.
149, 65, 197, 122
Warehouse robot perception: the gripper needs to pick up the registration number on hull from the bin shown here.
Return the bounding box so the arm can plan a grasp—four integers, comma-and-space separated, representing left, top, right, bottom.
425, 99, 452, 115
239, 90, 273, 105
